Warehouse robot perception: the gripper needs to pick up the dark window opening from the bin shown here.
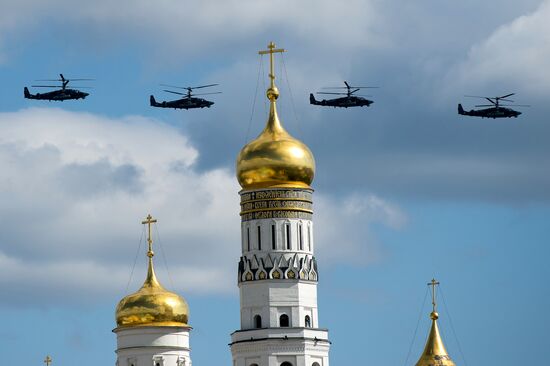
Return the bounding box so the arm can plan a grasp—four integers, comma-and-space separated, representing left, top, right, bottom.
280, 314, 289, 327
299, 224, 303, 250
247, 227, 250, 251
272, 224, 276, 249
305, 315, 311, 328
254, 314, 262, 328
285, 224, 291, 250
257, 226, 262, 250
308, 225, 311, 251
281, 362, 293, 366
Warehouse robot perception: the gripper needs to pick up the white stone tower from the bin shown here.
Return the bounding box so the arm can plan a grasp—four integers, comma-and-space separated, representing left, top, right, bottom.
114, 215, 192, 366
231, 42, 330, 366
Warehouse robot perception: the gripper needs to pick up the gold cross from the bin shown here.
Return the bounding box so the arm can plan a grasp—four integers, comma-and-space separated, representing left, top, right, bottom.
428, 278, 440, 312
44, 356, 52, 366
259, 41, 285, 89
141, 214, 157, 258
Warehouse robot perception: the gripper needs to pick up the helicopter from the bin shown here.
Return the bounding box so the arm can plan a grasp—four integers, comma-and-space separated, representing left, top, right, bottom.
458, 93, 529, 119
150, 84, 220, 110
24, 74, 92, 101
310, 81, 377, 108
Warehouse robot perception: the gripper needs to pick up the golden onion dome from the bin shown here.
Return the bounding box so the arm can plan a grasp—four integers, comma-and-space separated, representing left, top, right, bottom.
236, 42, 315, 190
237, 98, 315, 190
115, 215, 189, 328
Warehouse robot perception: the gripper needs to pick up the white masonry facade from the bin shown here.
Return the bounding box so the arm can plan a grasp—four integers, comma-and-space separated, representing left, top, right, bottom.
230, 187, 331, 366
114, 326, 191, 366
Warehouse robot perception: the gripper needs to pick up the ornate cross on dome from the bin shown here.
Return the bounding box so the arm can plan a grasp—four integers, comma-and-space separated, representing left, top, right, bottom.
428, 278, 440, 312
141, 214, 157, 258
259, 42, 285, 90
44, 355, 52, 366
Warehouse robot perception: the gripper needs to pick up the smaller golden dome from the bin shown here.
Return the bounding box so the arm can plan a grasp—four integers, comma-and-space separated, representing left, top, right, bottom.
416, 279, 455, 366
415, 314, 456, 366
115, 215, 189, 328
115, 259, 189, 328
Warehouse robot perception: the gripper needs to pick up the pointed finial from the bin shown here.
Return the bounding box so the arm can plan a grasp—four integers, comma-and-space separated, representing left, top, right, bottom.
428, 278, 440, 319
259, 41, 285, 101
141, 214, 157, 258
140, 214, 161, 288
415, 279, 455, 366
44, 356, 52, 366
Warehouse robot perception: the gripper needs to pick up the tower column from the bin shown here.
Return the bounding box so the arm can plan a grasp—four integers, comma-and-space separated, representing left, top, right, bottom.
232, 43, 330, 366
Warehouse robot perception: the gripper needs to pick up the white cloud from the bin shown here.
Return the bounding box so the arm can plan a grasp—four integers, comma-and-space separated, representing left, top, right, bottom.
0, 108, 405, 307
0, 108, 240, 306
0, 0, 384, 61
315, 192, 407, 265
448, 0, 550, 96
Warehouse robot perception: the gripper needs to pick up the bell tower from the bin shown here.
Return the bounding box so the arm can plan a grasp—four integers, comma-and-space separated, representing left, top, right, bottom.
231, 42, 330, 366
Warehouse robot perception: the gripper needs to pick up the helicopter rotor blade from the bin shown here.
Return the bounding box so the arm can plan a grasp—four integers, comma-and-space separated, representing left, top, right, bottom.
483, 97, 497, 104
344, 81, 350, 89
36, 78, 93, 82
464, 95, 488, 99
349, 88, 361, 95
499, 104, 530, 107
31, 85, 60, 88
499, 93, 515, 99
163, 90, 186, 95
192, 92, 222, 96
321, 86, 378, 89
475, 105, 495, 107
160, 84, 189, 90
317, 92, 348, 95
160, 83, 219, 90
191, 83, 219, 89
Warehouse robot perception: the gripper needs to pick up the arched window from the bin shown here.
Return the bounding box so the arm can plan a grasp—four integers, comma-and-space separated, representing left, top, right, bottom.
285, 224, 291, 250
271, 224, 276, 249
312, 362, 321, 366
257, 226, 262, 250
299, 223, 303, 250
281, 362, 293, 366
247, 227, 250, 251
305, 315, 311, 328
254, 314, 262, 328
279, 314, 289, 327
308, 225, 312, 251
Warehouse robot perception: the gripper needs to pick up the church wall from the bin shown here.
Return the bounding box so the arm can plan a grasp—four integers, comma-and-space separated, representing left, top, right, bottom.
239, 281, 319, 329
115, 327, 191, 366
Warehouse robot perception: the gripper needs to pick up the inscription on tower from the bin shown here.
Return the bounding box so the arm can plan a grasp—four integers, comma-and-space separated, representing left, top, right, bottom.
240, 188, 313, 222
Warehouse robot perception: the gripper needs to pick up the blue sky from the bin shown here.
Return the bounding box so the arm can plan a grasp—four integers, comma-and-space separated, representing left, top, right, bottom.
1, 1, 549, 366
